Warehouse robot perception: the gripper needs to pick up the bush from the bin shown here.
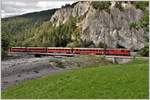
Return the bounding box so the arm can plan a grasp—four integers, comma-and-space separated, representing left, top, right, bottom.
91, 1, 111, 11
97, 42, 107, 48
80, 39, 95, 47
66, 41, 81, 48
129, 22, 140, 30
133, 1, 149, 11
139, 45, 149, 57
49, 59, 65, 68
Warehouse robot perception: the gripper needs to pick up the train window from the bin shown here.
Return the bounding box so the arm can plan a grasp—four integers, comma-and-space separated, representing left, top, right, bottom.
121, 50, 124, 52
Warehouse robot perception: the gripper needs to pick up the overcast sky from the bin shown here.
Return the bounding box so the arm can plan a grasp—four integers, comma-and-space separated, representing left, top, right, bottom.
1, 0, 75, 18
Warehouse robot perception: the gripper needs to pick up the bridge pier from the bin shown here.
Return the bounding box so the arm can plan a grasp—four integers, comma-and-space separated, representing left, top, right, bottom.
112, 57, 118, 64
105, 56, 133, 64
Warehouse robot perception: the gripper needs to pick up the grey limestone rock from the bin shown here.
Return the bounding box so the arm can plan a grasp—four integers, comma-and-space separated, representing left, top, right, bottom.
50, 1, 148, 50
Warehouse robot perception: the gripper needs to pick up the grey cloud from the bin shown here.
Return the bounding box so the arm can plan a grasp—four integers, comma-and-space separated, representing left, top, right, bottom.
1, 0, 75, 18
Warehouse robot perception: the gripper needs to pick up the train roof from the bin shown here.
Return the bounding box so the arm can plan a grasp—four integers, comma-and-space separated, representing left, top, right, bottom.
74, 48, 130, 50
10, 47, 130, 50
47, 47, 71, 49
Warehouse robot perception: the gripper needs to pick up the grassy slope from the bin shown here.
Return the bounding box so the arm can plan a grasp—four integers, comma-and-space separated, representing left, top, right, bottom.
2, 58, 149, 99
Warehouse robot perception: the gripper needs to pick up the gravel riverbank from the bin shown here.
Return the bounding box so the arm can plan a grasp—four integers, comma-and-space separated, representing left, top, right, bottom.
1, 56, 68, 90
1, 54, 114, 90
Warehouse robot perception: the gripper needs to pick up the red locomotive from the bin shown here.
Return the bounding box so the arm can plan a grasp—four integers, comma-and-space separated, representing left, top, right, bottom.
9, 47, 130, 56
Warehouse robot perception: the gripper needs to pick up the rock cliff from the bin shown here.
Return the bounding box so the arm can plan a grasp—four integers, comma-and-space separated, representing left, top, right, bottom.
50, 1, 148, 50
50, 1, 91, 26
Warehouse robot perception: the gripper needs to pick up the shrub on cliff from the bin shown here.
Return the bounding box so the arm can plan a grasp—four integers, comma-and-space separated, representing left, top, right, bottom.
139, 44, 149, 57
91, 1, 111, 11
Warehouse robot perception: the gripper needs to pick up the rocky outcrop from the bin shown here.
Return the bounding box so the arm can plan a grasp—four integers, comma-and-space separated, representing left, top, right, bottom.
50, 1, 148, 50
81, 6, 145, 50
50, 1, 90, 26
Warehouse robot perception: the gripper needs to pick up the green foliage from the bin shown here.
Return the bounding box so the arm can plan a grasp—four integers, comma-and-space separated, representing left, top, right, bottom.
97, 42, 107, 48
2, 59, 148, 98
138, 44, 149, 57
21, 16, 77, 47
91, 1, 111, 11
1, 33, 10, 59
129, 22, 140, 30
1, 9, 76, 56
133, 1, 149, 11
1, 9, 56, 57
2, 14, 77, 48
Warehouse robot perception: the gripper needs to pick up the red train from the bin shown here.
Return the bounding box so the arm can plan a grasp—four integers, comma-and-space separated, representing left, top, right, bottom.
9, 47, 130, 56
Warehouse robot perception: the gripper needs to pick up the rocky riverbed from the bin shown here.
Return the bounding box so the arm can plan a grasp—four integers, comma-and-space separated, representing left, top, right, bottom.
1, 54, 113, 90
1, 55, 67, 90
